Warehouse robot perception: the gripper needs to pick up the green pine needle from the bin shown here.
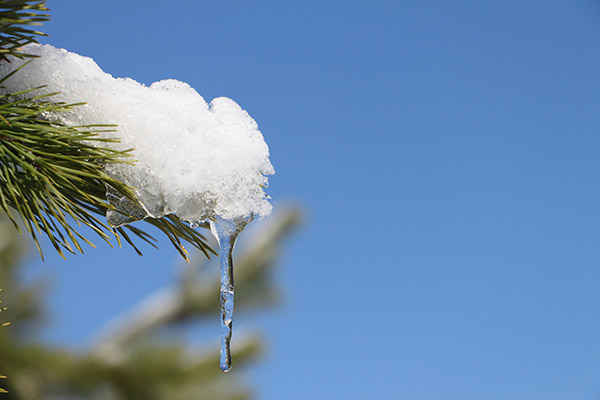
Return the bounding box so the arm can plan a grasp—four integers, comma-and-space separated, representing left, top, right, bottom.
0, 0, 49, 62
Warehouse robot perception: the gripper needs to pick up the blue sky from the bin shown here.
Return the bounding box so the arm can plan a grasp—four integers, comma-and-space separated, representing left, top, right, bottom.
26, 0, 600, 399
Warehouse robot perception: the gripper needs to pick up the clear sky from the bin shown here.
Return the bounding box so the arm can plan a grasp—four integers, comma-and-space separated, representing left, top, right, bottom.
26, 0, 600, 399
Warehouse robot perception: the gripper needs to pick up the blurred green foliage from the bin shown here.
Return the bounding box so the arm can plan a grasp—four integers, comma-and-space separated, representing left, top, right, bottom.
0, 207, 301, 399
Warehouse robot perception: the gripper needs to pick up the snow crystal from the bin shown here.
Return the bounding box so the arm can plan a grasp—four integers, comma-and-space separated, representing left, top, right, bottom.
0, 44, 274, 225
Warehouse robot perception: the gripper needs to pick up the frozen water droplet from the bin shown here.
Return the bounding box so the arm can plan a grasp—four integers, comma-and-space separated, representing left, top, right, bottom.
210, 214, 253, 372
105, 185, 148, 227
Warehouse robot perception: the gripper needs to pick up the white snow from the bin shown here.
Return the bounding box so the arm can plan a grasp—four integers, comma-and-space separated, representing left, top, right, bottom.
0, 44, 274, 225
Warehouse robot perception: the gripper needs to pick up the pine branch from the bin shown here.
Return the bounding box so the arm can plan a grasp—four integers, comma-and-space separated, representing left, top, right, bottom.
0, 0, 215, 260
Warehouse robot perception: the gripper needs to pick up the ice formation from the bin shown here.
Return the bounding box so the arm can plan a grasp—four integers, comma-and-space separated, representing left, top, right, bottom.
210, 215, 252, 372
0, 44, 274, 225
0, 44, 275, 372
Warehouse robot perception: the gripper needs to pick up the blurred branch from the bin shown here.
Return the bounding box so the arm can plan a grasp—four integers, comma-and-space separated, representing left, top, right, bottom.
0, 205, 303, 398
90, 206, 302, 365
0, 289, 7, 394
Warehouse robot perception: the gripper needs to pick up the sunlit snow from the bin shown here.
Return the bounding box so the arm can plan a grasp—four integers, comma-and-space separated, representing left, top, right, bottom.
0, 44, 274, 225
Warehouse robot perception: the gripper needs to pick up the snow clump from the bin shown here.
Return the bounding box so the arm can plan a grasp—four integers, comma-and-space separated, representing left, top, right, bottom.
0, 44, 274, 226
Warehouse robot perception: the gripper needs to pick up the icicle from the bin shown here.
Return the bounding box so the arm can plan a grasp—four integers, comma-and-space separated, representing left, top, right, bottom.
210, 214, 253, 372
